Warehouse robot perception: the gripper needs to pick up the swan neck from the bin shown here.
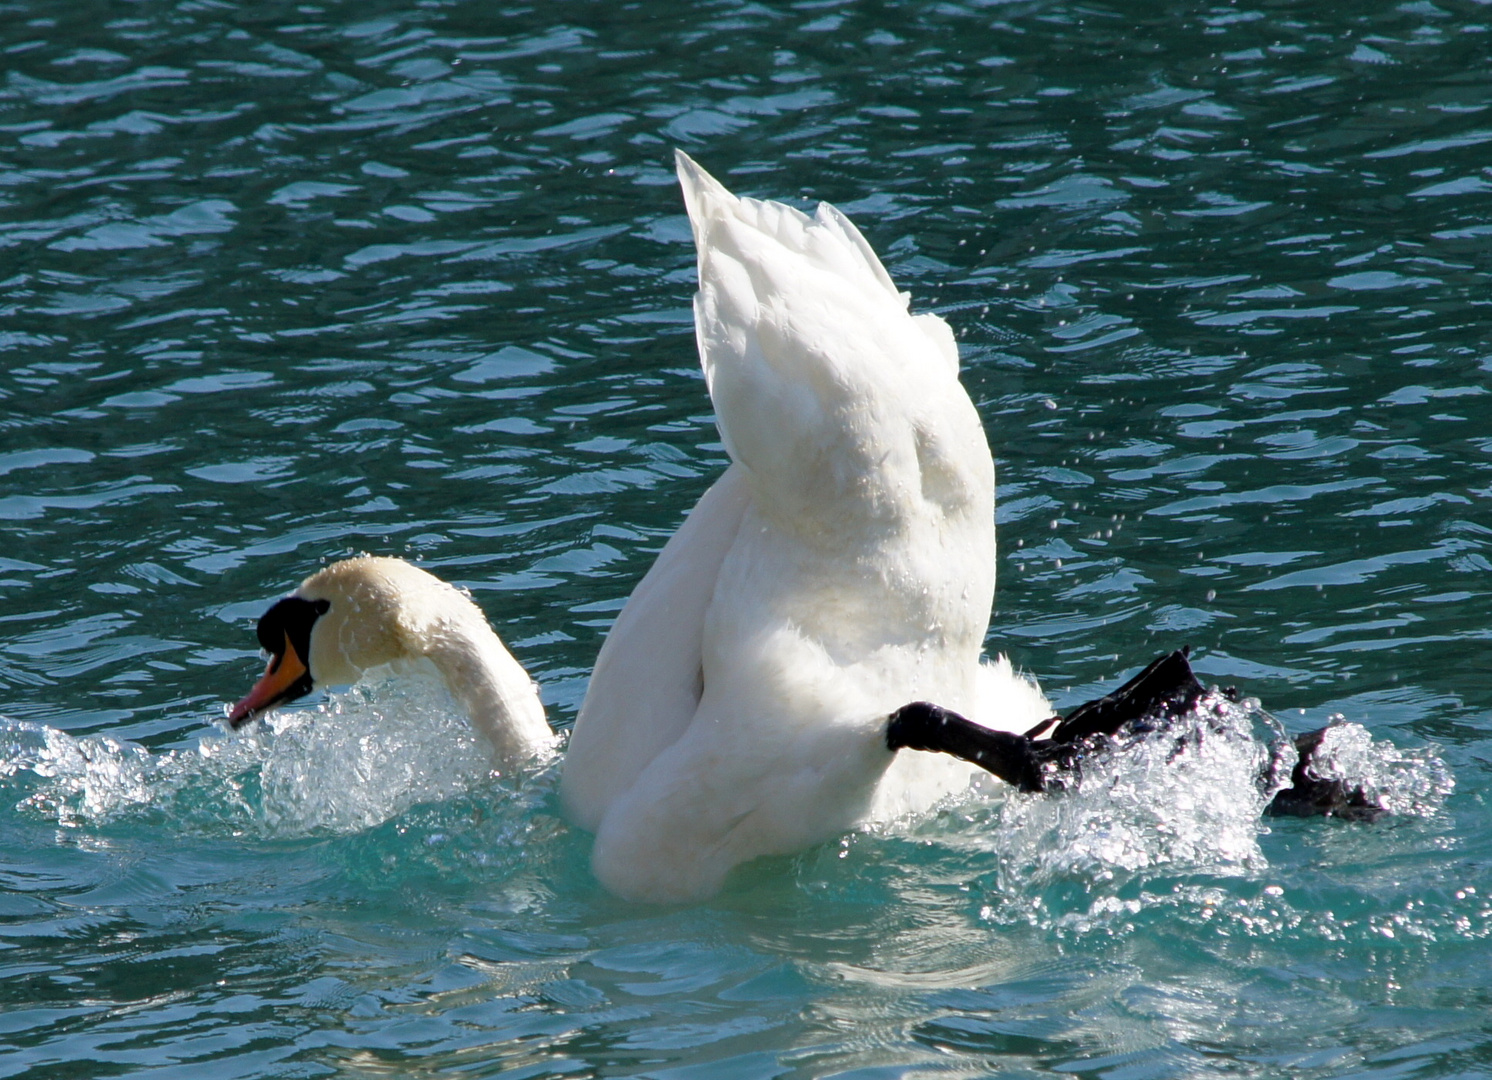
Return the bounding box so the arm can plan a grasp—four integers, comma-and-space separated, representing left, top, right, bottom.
421, 618, 550, 767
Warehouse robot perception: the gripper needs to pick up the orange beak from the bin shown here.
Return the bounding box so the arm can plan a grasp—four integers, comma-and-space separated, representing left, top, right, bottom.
228, 634, 311, 728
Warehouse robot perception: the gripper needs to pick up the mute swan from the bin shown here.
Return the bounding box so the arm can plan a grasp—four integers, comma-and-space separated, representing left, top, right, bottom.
226, 163, 1393, 898
229, 555, 555, 767
228, 561, 1382, 870
559, 152, 1053, 903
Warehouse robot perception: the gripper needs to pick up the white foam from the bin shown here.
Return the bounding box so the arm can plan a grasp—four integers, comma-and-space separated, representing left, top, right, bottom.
0, 673, 554, 836
942, 691, 1456, 931
993, 690, 1288, 890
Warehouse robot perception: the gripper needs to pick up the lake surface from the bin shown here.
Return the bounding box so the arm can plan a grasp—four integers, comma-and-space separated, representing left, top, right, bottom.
2, 1, 1490, 1076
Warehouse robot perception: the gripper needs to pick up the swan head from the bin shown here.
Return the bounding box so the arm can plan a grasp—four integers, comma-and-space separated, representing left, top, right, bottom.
227, 556, 451, 729
228, 556, 553, 762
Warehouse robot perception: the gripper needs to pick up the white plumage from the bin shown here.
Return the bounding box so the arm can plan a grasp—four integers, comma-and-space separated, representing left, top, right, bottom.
561, 153, 1050, 903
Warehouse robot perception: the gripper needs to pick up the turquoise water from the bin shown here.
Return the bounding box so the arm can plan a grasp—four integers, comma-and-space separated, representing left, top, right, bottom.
2, 0, 1490, 1075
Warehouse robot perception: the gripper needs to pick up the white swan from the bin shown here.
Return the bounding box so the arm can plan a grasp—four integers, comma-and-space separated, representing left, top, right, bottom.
559, 152, 1051, 903
226, 162, 1384, 898
224, 158, 1413, 885
229, 555, 555, 768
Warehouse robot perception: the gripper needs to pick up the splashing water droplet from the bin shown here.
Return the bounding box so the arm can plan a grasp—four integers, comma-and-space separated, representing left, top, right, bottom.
0, 672, 555, 838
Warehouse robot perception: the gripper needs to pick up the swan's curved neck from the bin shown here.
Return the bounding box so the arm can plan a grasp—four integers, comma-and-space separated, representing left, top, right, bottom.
418, 616, 550, 766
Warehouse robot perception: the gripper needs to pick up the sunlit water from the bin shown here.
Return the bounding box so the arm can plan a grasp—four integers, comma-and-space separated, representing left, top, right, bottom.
2, 1, 1490, 1076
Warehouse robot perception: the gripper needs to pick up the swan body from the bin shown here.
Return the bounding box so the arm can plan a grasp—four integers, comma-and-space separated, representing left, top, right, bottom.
230, 556, 554, 768
220, 165, 1403, 887
561, 153, 1050, 903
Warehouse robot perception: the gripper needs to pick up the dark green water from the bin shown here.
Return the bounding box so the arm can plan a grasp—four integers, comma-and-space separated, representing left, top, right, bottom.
1, 1, 1489, 1076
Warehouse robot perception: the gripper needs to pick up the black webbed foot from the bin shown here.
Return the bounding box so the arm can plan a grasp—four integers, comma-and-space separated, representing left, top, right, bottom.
887, 649, 1201, 794
1264, 725, 1385, 822
1044, 648, 1204, 744
886, 649, 1393, 820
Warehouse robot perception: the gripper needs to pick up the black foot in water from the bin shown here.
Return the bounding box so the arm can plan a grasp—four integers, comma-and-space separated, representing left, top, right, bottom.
887, 648, 1389, 820
887, 648, 1204, 795
1264, 726, 1385, 822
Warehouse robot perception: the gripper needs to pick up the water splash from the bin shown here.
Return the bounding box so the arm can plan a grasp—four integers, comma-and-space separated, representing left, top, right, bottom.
0, 723, 163, 821
994, 689, 1286, 890
0, 674, 554, 837
251, 677, 507, 833
1294, 717, 1454, 819
925, 690, 1458, 933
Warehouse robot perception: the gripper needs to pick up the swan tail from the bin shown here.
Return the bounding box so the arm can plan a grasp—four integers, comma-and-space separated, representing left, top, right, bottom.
673, 150, 991, 533
674, 150, 902, 304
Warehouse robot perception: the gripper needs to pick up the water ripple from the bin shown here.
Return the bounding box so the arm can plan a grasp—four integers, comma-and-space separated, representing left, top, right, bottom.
1, 0, 1490, 1076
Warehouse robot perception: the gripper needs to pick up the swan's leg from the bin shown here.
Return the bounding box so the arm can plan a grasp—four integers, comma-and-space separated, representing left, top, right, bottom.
889, 649, 1392, 820
886, 703, 1047, 792
887, 649, 1204, 792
